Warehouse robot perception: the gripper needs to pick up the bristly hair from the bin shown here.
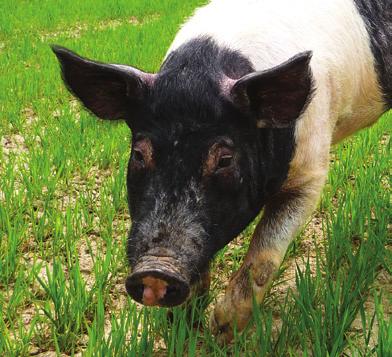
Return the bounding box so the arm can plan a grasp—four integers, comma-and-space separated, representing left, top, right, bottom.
149, 37, 255, 128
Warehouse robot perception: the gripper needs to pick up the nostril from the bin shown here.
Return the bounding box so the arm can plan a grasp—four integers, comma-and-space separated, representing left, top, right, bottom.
165, 284, 179, 298
136, 284, 144, 297
126, 283, 144, 302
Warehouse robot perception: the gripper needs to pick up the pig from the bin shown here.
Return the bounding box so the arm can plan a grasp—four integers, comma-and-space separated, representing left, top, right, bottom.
52, 0, 391, 343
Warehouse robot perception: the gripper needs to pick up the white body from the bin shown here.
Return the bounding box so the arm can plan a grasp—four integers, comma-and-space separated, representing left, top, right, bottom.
168, 0, 385, 145
164, 0, 387, 339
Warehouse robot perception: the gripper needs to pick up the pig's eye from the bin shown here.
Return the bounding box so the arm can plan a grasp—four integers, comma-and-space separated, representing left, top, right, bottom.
217, 155, 233, 170
203, 140, 236, 177
133, 149, 145, 165
131, 138, 154, 170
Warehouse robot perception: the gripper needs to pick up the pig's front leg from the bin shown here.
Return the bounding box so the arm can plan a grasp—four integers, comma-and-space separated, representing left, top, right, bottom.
210, 169, 328, 343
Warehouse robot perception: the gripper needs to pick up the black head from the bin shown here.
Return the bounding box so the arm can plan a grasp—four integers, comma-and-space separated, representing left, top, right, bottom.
52, 38, 313, 307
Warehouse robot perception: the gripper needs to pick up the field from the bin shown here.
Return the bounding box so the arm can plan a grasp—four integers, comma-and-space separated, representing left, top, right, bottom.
0, 0, 391, 355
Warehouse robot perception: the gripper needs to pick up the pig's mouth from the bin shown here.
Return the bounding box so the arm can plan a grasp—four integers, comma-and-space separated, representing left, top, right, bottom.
125, 256, 191, 307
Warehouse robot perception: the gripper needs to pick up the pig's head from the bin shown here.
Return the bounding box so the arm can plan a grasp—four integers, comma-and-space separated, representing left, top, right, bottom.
52, 38, 313, 307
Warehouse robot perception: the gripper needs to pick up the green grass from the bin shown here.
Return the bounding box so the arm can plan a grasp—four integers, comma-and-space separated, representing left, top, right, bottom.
0, 0, 391, 355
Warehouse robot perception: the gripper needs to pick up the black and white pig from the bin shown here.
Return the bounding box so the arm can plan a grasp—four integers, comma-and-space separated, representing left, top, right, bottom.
53, 0, 391, 343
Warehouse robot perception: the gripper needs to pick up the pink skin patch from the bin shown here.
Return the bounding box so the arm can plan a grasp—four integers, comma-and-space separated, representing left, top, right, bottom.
142, 276, 168, 306
220, 76, 237, 98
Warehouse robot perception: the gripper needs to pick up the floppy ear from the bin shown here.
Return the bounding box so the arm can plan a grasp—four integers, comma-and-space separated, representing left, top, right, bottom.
231, 51, 313, 128
51, 45, 155, 120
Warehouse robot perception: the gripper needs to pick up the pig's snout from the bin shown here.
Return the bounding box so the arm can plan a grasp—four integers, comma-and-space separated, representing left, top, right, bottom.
126, 257, 190, 307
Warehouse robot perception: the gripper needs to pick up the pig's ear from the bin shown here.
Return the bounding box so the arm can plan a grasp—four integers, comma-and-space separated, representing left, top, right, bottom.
51, 45, 155, 120
231, 51, 313, 128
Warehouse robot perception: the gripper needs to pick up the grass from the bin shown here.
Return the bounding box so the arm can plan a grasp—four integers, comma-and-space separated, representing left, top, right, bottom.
0, 0, 391, 355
